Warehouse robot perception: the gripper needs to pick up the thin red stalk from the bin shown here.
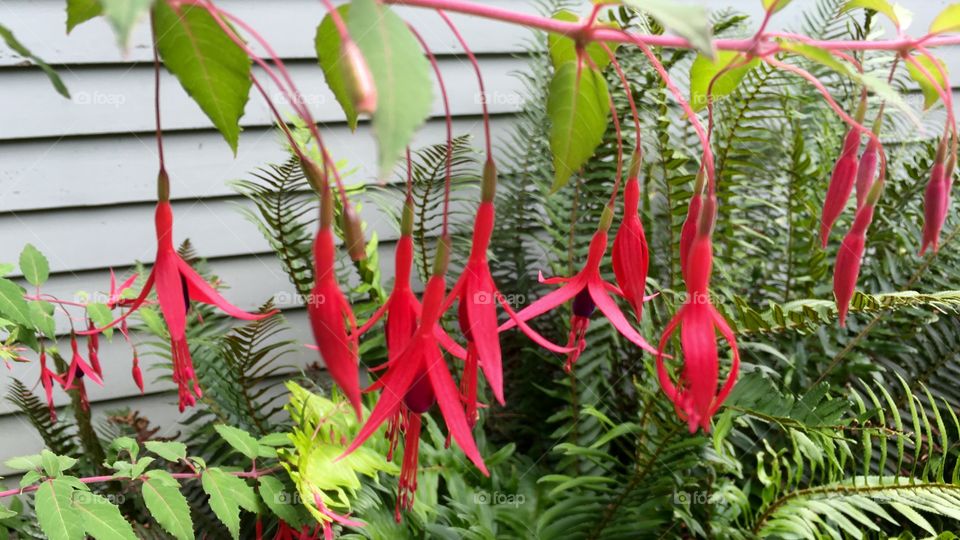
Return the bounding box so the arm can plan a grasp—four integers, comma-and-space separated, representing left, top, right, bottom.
583, 53, 624, 206
909, 47, 956, 138
382, 0, 960, 52
150, 13, 166, 175
601, 42, 641, 155
319, 0, 351, 42
251, 75, 305, 160
705, 55, 751, 141
437, 10, 492, 158
406, 147, 414, 199
409, 25, 454, 236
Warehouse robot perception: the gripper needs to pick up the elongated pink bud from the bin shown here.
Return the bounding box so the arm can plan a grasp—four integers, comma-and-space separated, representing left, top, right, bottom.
613, 177, 649, 321
834, 203, 875, 327
921, 138, 949, 255
854, 137, 879, 209
342, 39, 377, 115
820, 128, 861, 247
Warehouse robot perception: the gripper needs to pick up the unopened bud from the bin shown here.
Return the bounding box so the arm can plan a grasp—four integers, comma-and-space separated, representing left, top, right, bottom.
342, 40, 377, 115
697, 194, 717, 238
693, 167, 707, 195
341, 206, 366, 261
301, 157, 327, 193
481, 158, 497, 202
628, 150, 643, 179
432, 235, 451, 276
401, 195, 415, 236
599, 205, 614, 231
320, 184, 335, 230
157, 169, 170, 202
866, 176, 885, 207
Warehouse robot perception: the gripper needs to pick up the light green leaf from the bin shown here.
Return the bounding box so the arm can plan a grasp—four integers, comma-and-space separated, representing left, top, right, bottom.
547, 62, 610, 192
258, 476, 304, 527
74, 492, 137, 540
35, 479, 84, 540
67, 0, 103, 32
930, 4, 960, 34
0, 505, 16, 520
348, 0, 433, 177
905, 54, 948, 109
153, 0, 251, 153
841, 0, 904, 28
41, 450, 63, 478
20, 470, 42, 488
144, 441, 186, 463
4, 454, 42, 472
258, 433, 292, 447
19, 244, 49, 287
98, 0, 153, 48
0, 24, 70, 98
202, 468, 258, 539
214, 424, 260, 459
87, 302, 114, 340
762, 0, 792, 13
622, 0, 713, 57
316, 4, 358, 131
138, 306, 167, 337
547, 11, 619, 69
29, 301, 55, 338
689, 51, 759, 111
141, 477, 192, 540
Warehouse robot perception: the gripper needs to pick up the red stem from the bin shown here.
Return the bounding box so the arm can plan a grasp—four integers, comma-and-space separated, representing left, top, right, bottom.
437, 9, 492, 159
601, 42, 641, 156
150, 13, 166, 176
907, 47, 956, 139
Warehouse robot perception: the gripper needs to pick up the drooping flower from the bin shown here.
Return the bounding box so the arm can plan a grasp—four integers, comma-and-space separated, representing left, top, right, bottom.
679, 168, 706, 281
820, 126, 862, 247
834, 200, 877, 327
38, 348, 63, 422
921, 137, 950, 255
656, 195, 740, 433
342, 239, 488, 521
612, 159, 650, 320
306, 165, 363, 419
500, 206, 658, 373
84, 170, 273, 411
855, 135, 880, 209
63, 333, 103, 392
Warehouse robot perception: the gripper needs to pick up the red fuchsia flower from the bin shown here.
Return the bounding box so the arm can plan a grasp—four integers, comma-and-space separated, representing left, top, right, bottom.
612, 156, 650, 321
835, 185, 881, 326
500, 206, 659, 373
38, 348, 63, 422
342, 239, 488, 522
680, 169, 706, 281
921, 137, 950, 255
63, 333, 103, 392
820, 126, 862, 248
85, 170, 273, 411
656, 195, 740, 433
854, 132, 880, 209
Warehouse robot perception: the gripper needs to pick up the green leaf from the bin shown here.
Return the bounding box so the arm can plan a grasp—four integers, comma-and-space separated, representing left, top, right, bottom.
138, 306, 167, 337
930, 4, 960, 34
141, 477, 192, 540
153, 0, 251, 153
41, 449, 64, 478
87, 302, 115, 340
4, 454, 42, 472
547, 11, 619, 69
258, 476, 303, 527
622, 0, 713, 57
348, 0, 432, 177
689, 51, 759, 111
202, 468, 258, 539
258, 433, 292, 447
19, 244, 49, 287
67, 0, 103, 32
841, 0, 904, 27
0, 505, 16, 521
74, 492, 137, 540
35, 479, 84, 540
905, 54, 948, 109
0, 24, 70, 98
144, 441, 186, 463
29, 301, 55, 338
316, 4, 358, 131
762, 0, 792, 13
98, 0, 153, 48
547, 62, 610, 191
214, 424, 260, 459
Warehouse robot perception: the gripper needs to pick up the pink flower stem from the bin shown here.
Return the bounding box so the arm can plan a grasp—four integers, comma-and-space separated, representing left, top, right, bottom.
150, 13, 166, 176
437, 9, 493, 159
582, 53, 624, 206
381, 0, 960, 52
409, 25, 454, 237
907, 47, 956, 139
601, 42, 641, 155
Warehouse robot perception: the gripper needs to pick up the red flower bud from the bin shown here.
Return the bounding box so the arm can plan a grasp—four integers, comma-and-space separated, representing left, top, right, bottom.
855, 137, 879, 209
820, 128, 861, 247
834, 203, 875, 327
613, 177, 650, 321
921, 140, 950, 255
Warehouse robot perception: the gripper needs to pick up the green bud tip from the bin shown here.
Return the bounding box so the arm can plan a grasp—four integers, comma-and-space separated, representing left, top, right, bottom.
157, 168, 170, 202
401, 196, 415, 237
481, 158, 497, 202
628, 150, 643, 179
432, 235, 451, 276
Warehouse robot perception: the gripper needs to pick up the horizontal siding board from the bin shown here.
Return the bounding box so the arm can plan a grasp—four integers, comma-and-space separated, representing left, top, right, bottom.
0, 116, 517, 212
0, 0, 537, 67
0, 57, 529, 140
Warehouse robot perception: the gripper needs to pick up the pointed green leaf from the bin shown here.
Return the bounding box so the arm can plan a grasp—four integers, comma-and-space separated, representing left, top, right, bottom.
316, 4, 358, 130
214, 424, 260, 459
87, 302, 115, 340
35, 479, 84, 540
258, 476, 304, 527
547, 11, 619, 69
19, 244, 49, 287
348, 0, 432, 177
153, 1, 252, 153
142, 477, 192, 540
905, 53, 948, 109
762, 0, 793, 13
75, 492, 137, 540
0, 24, 70, 98
4, 454, 42, 472
98, 0, 153, 48
931, 4, 960, 34
547, 62, 610, 191
0, 504, 16, 520
841, 0, 907, 28
29, 301, 55, 338
622, 0, 713, 57
67, 0, 103, 32
689, 51, 759, 111
202, 468, 258, 539
144, 441, 186, 463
